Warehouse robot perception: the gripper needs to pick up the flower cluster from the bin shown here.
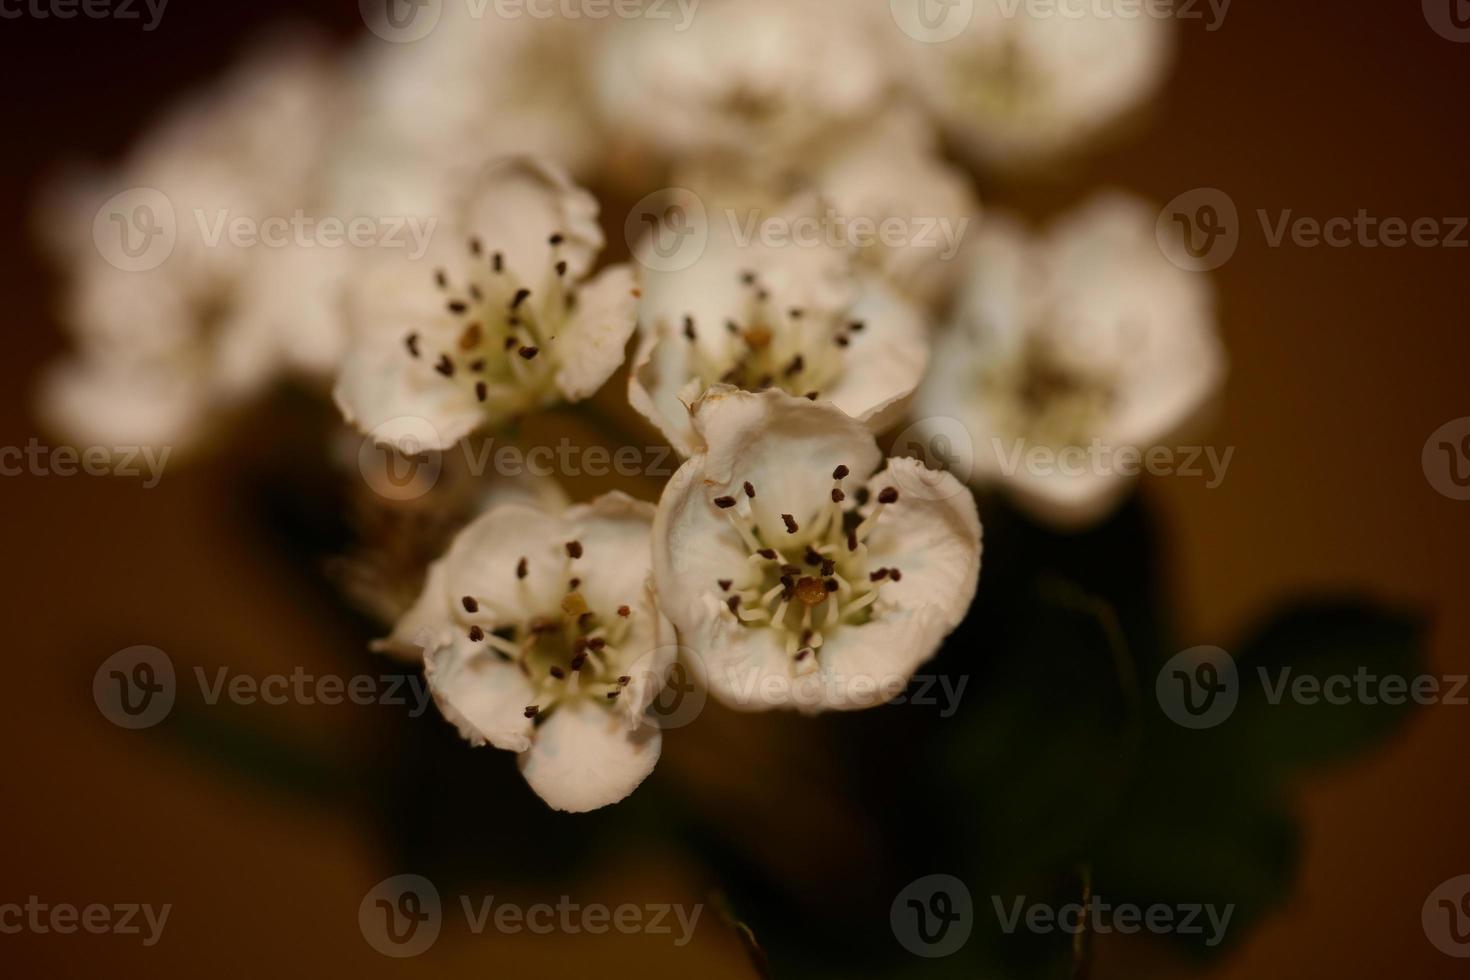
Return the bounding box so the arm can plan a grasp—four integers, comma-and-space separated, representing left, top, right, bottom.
36, 2, 1224, 810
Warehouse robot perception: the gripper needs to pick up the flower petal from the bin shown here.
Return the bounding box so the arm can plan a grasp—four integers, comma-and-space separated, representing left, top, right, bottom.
425, 641, 537, 753
821, 278, 928, 434
553, 263, 640, 401
518, 700, 662, 812
459, 156, 603, 286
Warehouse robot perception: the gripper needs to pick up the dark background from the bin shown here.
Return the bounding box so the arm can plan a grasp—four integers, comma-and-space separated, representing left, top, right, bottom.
2, 1, 1468, 976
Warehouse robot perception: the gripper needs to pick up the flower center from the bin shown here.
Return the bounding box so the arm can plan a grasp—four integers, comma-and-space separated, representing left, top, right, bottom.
679, 270, 862, 403
456, 537, 637, 721
401, 233, 578, 415
710, 467, 903, 676
984, 332, 1117, 447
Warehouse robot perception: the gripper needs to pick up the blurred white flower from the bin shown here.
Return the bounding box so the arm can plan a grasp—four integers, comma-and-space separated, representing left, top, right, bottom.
37, 38, 348, 454
914, 194, 1226, 526
399, 492, 674, 812
592, 0, 893, 175
894, 0, 1173, 168
652, 387, 981, 713
334, 157, 639, 451
629, 199, 929, 456
341, 6, 601, 202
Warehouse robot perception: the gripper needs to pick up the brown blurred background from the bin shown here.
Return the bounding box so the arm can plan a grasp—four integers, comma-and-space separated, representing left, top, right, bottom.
2, 1, 1468, 977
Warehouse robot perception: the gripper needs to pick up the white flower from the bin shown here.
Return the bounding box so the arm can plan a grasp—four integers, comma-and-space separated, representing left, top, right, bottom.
399, 492, 675, 813
37, 39, 347, 454
344, 8, 601, 196
914, 194, 1226, 526
895, 0, 1173, 168
629, 200, 929, 456
334, 158, 639, 451
652, 387, 981, 713
591, 0, 892, 174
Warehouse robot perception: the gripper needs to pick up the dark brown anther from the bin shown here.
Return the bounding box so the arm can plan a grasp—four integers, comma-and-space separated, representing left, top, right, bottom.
718, 579, 733, 592
555, 260, 568, 277
835, 335, 850, 348
434, 270, 448, 289
805, 391, 819, 400
804, 547, 822, 566
469, 359, 486, 372
504, 336, 519, 350
516, 557, 528, 580
824, 579, 839, 593
493, 252, 504, 272
878, 487, 899, 504
821, 558, 836, 577
743, 481, 756, 498
570, 652, 588, 672
475, 381, 488, 403
459, 323, 483, 350
727, 595, 742, 614
405, 333, 421, 358
606, 690, 622, 701
780, 564, 801, 577
518, 346, 540, 360
550, 667, 567, 680
617, 605, 631, 617
725, 319, 741, 335
435, 355, 455, 377
462, 596, 479, 613
448, 300, 469, 315
890, 569, 903, 582
511, 288, 531, 309
833, 465, 850, 480
524, 705, 540, 719
782, 514, 799, 534
618, 676, 631, 686
784, 355, 805, 377
683, 316, 697, 341
589, 638, 606, 652
569, 577, 581, 590
832, 488, 846, 503
849, 320, 866, 332
757, 548, 778, 560
469, 236, 483, 256
795, 648, 812, 662
549, 233, 565, 246
870, 569, 890, 582
468, 626, 484, 642
566, 541, 584, 559
578, 612, 595, 630
714, 496, 737, 509
788, 308, 804, 320
847, 529, 859, 551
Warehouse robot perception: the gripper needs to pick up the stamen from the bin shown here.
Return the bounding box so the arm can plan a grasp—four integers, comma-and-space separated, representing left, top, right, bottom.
566, 541, 584, 559
405, 333, 420, 358
519, 346, 540, 360
524, 705, 540, 719
462, 596, 479, 613
782, 514, 799, 534
714, 496, 737, 509
516, 557, 528, 579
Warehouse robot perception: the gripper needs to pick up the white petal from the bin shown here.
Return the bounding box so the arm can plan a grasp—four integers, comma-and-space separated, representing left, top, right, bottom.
425, 641, 537, 753
553, 263, 639, 401
862, 458, 982, 635
691, 387, 881, 543
372, 556, 455, 661
459, 157, 603, 286
821, 279, 929, 434
518, 701, 662, 813
627, 326, 701, 457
